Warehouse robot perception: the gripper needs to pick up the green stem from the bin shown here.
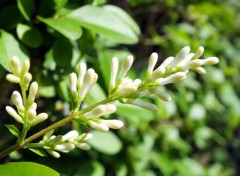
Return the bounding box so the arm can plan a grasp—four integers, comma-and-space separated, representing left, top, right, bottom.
0, 113, 76, 159
17, 125, 29, 144
0, 97, 114, 159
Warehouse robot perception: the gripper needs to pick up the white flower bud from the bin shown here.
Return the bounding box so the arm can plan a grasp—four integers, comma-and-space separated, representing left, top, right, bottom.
118, 55, 134, 79
104, 104, 117, 115
69, 73, 77, 93
79, 69, 98, 100
147, 52, 158, 76
62, 130, 79, 141
5, 106, 23, 123
153, 90, 171, 101
47, 149, 60, 158
11, 91, 24, 111
21, 59, 30, 76
84, 133, 93, 141
169, 46, 190, 67
48, 135, 63, 146
6, 74, 20, 83
9, 56, 21, 76
156, 72, 186, 85
150, 66, 165, 81
202, 57, 219, 65
128, 100, 157, 111
31, 113, 48, 126
194, 67, 206, 74
22, 72, 32, 89
101, 119, 124, 129
89, 120, 109, 132
109, 57, 119, 91
43, 129, 54, 142
27, 109, 37, 122
84, 105, 106, 118
28, 82, 38, 105
54, 143, 75, 153
77, 62, 87, 89
159, 56, 174, 68
181, 59, 202, 70
76, 143, 91, 150
192, 46, 204, 60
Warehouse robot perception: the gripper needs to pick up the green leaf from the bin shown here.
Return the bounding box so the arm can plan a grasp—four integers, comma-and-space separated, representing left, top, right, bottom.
67, 5, 139, 44
29, 148, 48, 157
0, 5, 23, 30
103, 5, 140, 35
0, 162, 59, 176
17, 23, 42, 48
17, 0, 35, 21
38, 16, 82, 40
86, 83, 107, 105
0, 30, 29, 71
88, 130, 122, 155
5, 124, 20, 137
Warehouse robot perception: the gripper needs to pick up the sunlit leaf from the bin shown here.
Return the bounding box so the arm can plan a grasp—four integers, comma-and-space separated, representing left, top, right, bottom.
0, 30, 29, 71
0, 162, 59, 176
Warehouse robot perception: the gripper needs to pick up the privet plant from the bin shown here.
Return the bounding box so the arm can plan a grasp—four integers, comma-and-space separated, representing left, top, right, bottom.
0, 46, 218, 160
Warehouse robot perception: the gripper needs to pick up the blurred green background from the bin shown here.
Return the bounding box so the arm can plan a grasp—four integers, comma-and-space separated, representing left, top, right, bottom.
0, 0, 240, 175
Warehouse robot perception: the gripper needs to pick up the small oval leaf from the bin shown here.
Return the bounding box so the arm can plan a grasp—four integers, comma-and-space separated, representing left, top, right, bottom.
0, 162, 59, 176
67, 5, 139, 44
88, 130, 122, 155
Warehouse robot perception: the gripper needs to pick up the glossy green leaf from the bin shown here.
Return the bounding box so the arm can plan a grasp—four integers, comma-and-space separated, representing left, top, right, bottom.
0, 162, 59, 176
0, 5, 23, 30
17, 0, 35, 21
5, 124, 20, 137
38, 16, 82, 40
86, 83, 107, 105
17, 23, 42, 48
103, 5, 140, 35
0, 30, 29, 71
88, 130, 122, 155
68, 5, 139, 44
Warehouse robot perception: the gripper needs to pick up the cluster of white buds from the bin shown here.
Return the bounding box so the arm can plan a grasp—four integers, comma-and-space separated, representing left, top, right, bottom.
38, 130, 92, 158
5, 56, 48, 127
108, 46, 219, 110
69, 63, 98, 110
109, 56, 141, 98
82, 104, 123, 132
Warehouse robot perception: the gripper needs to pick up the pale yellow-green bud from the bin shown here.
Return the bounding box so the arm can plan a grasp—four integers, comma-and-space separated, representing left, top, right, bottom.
21, 59, 30, 76
191, 46, 204, 60
109, 57, 119, 91
101, 119, 124, 129
54, 143, 75, 153
31, 113, 48, 126
62, 130, 79, 141
194, 67, 206, 74
169, 46, 190, 67
6, 106, 23, 123
22, 72, 32, 90
76, 143, 91, 150
47, 149, 60, 158
28, 82, 38, 105
89, 120, 109, 132
11, 91, 24, 111
6, 74, 20, 83
77, 62, 87, 89
156, 72, 186, 85
43, 130, 54, 142
118, 55, 134, 79
9, 56, 21, 76
147, 52, 158, 76
127, 99, 157, 111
